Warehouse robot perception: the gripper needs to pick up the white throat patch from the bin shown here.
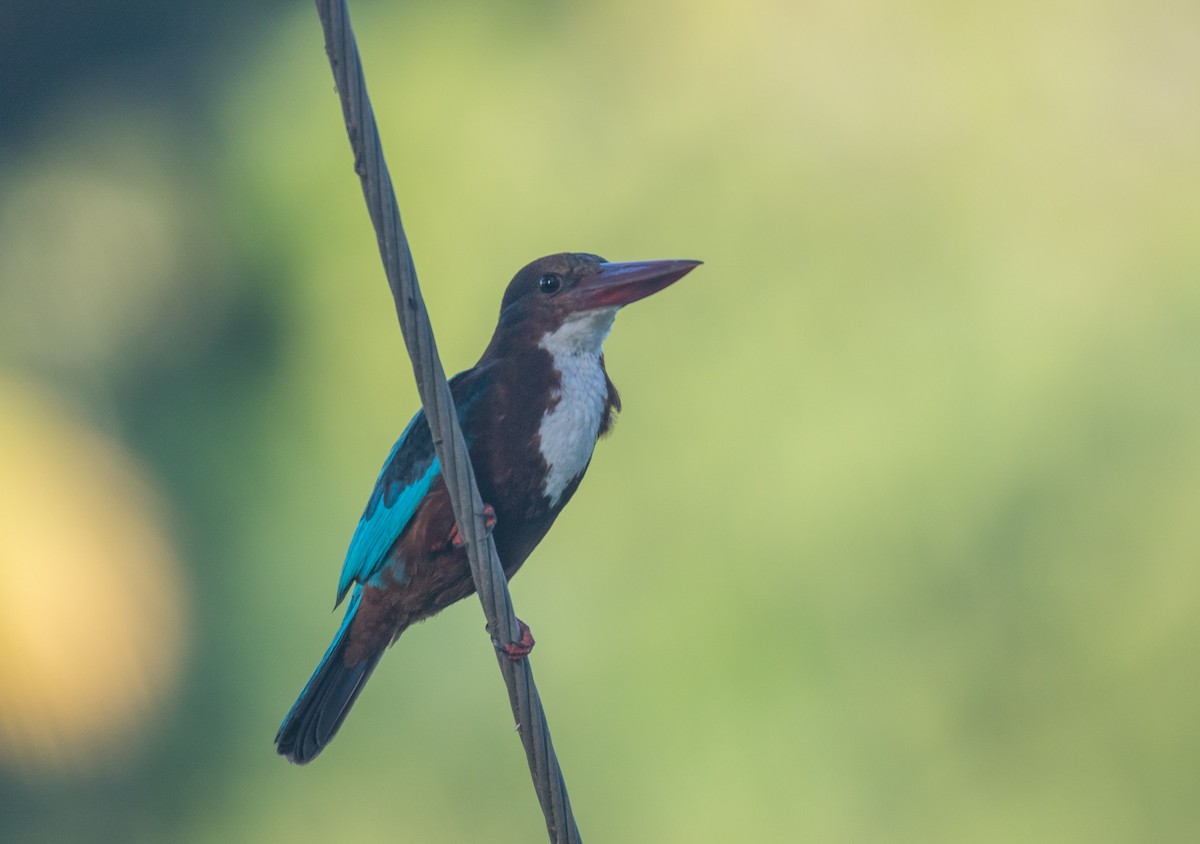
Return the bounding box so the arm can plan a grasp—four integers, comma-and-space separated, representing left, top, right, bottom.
536, 308, 618, 506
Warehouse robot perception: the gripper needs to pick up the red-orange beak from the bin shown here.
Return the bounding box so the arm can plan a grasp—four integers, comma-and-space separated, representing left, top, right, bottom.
570, 259, 701, 310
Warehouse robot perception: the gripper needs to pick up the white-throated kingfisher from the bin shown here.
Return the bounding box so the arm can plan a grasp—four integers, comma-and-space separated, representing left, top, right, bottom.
275, 252, 699, 764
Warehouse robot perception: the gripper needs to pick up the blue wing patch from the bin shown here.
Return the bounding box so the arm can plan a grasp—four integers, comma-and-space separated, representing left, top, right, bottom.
334, 369, 491, 606
336, 412, 441, 605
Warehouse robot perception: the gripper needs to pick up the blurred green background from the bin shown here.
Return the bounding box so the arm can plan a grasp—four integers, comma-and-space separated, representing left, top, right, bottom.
2, 1, 1199, 841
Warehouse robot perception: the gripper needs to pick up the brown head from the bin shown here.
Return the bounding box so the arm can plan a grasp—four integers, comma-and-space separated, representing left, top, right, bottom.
485, 252, 700, 358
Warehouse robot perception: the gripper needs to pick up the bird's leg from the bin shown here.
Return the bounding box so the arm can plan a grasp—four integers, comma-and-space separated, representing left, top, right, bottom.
444, 503, 497, 550
490, 618, 536, 661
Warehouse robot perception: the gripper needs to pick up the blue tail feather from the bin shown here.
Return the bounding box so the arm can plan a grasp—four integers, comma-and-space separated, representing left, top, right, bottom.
275, 590, 382, 764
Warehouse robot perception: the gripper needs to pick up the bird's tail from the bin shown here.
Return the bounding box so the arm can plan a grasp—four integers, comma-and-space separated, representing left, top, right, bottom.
275, 590, 383, 764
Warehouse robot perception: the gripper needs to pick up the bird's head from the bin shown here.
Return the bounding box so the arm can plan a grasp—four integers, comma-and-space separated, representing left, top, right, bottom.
487, 252, 700, 357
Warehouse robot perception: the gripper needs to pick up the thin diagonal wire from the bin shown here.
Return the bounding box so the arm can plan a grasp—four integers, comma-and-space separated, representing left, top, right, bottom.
312, 2, 581, 842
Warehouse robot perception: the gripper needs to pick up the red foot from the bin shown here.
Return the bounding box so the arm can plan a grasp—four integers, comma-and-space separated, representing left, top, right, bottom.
445, 503, 496, 550
495, 619, 535, 661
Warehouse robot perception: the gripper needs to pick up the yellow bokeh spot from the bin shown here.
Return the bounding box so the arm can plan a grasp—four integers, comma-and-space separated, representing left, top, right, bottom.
0, 374, 187, 776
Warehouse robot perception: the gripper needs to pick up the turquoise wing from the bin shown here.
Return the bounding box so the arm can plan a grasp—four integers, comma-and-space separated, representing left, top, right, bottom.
336, 411, 441, 605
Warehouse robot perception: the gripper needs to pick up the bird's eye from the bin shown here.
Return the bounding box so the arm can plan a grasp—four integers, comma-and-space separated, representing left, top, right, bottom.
538, 273, 562, 295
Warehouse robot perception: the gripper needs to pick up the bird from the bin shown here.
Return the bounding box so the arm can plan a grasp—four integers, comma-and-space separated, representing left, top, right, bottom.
275, 252, 699, 764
